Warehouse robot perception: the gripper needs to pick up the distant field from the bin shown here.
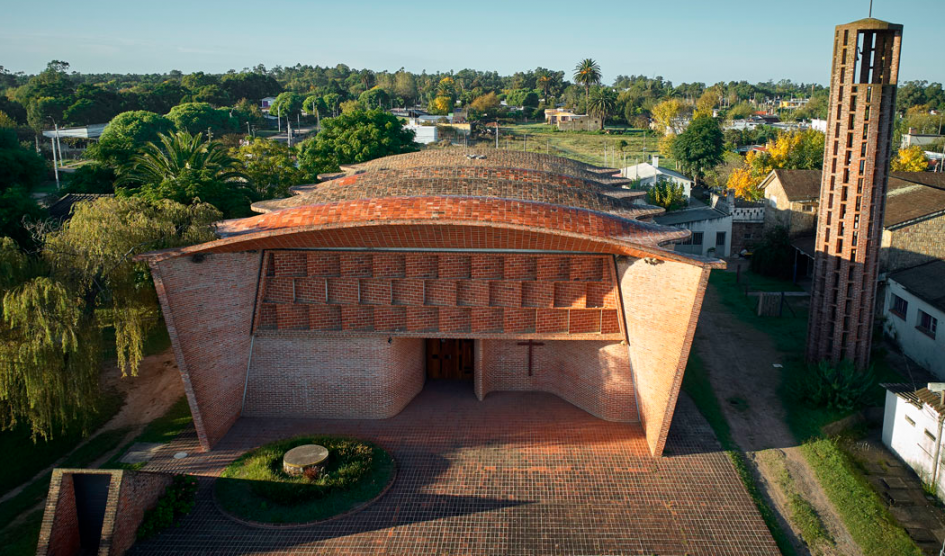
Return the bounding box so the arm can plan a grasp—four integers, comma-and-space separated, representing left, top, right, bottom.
491, 123, 676, 169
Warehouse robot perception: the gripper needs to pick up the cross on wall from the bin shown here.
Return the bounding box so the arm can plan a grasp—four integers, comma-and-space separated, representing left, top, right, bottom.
517, 340, 545, 376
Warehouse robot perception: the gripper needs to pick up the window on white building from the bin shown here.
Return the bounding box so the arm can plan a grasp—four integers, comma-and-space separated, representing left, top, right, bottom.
692, 232, 704, 246
716, 232, 726, 246
917, 309, 938, 339
891, 294, 908, 319
905, 415, 916, 426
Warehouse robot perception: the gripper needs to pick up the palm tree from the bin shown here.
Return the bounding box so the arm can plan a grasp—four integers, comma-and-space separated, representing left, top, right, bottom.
119, 131, 245, 186
573, 59, 602, 114
588, 87, 617, 130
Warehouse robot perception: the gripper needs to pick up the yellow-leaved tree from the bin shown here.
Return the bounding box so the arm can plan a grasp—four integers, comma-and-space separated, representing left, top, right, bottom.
652, 98, 683, 135
891, 146, 929, 172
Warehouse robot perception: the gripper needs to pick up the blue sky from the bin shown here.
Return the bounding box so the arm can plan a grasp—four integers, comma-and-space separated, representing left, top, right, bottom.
1, 0, 941, 85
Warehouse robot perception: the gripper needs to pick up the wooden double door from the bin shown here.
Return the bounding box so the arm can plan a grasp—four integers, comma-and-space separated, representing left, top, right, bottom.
426, 339, 475, 380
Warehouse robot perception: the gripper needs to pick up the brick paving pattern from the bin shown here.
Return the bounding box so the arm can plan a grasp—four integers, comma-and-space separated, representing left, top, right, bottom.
132, 383, 777, 555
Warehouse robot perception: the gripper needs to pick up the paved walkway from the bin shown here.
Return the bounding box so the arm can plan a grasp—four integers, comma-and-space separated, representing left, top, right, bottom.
132, 381, 777, 555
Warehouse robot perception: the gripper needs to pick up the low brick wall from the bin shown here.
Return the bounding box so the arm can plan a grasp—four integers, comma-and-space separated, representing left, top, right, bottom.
37, 469, 174, 556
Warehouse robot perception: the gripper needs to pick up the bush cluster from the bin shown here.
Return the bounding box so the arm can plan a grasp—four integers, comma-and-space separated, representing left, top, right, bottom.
795, 360, 876, 412
137, 474, 199, 540
225, 436, 376, 506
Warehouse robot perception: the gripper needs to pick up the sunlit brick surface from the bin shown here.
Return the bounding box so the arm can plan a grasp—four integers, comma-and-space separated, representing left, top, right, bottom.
131, 383, 777, 555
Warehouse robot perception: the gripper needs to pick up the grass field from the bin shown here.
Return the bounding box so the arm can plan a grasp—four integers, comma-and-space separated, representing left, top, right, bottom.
496, 123, 674, 168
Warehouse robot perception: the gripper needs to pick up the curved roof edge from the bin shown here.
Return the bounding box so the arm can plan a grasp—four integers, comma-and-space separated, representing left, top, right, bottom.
138, 197, 724, 270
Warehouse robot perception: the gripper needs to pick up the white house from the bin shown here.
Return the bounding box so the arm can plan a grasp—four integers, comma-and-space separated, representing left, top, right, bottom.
883, 260, 945, 378
620, 157, 693, 199
654, 206, 732, 258
882, 384, 945, 499
403, 123, 438, 145
260, 96, 277, 112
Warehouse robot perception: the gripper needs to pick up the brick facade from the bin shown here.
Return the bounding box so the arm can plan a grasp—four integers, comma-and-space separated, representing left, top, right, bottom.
243, 335, 425, 419
37, 469, 173, 556
731, 221, 765, 256
880, 216, 945, 273
141, 150, 721, 457
807, 19, 903, 368
617, 256, 711, 456
475, 339, 637, 422
150, 253, 260, 451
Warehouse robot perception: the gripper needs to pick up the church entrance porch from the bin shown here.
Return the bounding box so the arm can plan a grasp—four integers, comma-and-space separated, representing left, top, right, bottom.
425, 339, 474, 380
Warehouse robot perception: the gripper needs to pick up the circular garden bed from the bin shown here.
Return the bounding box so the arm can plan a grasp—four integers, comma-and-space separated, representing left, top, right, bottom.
214, 435, 395, 525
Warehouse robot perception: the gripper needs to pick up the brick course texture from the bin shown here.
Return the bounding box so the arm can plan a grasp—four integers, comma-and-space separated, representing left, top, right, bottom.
150, 253, 261, 451
243, 335, 425, 419
807, 19, 902, 369
475, 339, 638, 422
37, 469, 173, 556
617, 256, 711, 456
880, 216, 945, 273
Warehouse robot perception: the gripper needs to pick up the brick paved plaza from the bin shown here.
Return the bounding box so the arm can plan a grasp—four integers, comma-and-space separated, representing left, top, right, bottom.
132, 382, 777, 555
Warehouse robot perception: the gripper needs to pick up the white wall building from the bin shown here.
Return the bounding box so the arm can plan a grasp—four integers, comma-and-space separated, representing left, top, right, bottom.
882, 384, 945, 500
620, 157, 693, 199
654, 207, 732, 258
883, 260, 945, 378
404, 124, 438, 145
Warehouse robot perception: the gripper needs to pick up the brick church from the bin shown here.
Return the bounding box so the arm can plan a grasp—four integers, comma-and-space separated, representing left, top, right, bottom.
141, 149, 723, 457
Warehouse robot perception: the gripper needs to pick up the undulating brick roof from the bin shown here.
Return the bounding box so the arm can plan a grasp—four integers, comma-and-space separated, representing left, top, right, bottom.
140, 149, 723, 268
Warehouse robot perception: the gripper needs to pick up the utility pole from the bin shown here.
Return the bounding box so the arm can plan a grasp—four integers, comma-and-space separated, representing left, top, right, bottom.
207, 127, 213, 142
287, 119, 292, 148
48, 118, 60, 190
278, 105, 282, 133
523, 133, 527, 152
247, 122, 251, 136
495, 116, 499, 149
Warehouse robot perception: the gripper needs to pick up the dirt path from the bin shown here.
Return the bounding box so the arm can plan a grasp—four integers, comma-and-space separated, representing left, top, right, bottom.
0, 348, 183, 508
694, 281, 859, 556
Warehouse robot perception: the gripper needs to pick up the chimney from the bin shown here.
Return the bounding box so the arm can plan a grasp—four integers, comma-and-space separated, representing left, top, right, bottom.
908, 127, 917, 135
651, 155, 660, 168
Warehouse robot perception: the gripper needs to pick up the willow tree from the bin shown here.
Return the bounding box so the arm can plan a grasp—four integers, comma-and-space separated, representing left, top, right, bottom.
0, 197, 220, 439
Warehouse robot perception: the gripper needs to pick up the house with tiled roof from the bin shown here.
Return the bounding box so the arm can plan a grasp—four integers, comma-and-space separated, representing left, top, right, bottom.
883, 260, 945, 378
137, 148, 724, 458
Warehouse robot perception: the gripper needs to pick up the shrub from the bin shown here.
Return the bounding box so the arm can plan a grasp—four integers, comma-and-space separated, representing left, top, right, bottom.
645, 178, 687, 212
795, 360, 876, 412
137, 474, 198, 540
750, 226, 794, 279
223, 436, 378, 506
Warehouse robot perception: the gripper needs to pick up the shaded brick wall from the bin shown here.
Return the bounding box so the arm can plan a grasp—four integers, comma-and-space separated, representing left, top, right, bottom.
731, 221, 765, 256
618, 257, 710, 456
151, 252, 261, 451
880, 216, 945, 273
243, 334, 425, 419
37, 472, 80, 556
107, 472, 174, 556
476, 339, 637, 422
37, 469, 173, 556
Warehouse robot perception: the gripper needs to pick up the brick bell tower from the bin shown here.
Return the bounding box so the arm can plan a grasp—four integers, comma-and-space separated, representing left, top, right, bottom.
806, 18, 902, 369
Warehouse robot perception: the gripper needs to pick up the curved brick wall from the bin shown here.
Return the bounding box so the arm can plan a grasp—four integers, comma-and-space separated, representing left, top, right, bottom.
475, 339, 638, 422
242, 334, 424, 419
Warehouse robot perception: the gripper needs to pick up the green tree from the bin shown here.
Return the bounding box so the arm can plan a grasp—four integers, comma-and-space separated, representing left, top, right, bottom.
220, 72, 281, 102
166, 102, 236, 136
671, 116, 724, 184
573, 59, 602, 114
268, 92, 304, 121
359, 87, 390, 110
234, 138, 306, 198
297, 109, 417, 178
0, 198, 219, 440
91, 110, 174, 168
644, 178, 688, 212
119, 132, 252, 217
588, 87, 617, 130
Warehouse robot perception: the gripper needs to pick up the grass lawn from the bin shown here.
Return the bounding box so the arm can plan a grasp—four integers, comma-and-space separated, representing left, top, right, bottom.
802, 438, 922, 556
498, 123, 671, 168
0, 510, 44, 556
215, 435, 394, 524
104, 396, 193, 471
